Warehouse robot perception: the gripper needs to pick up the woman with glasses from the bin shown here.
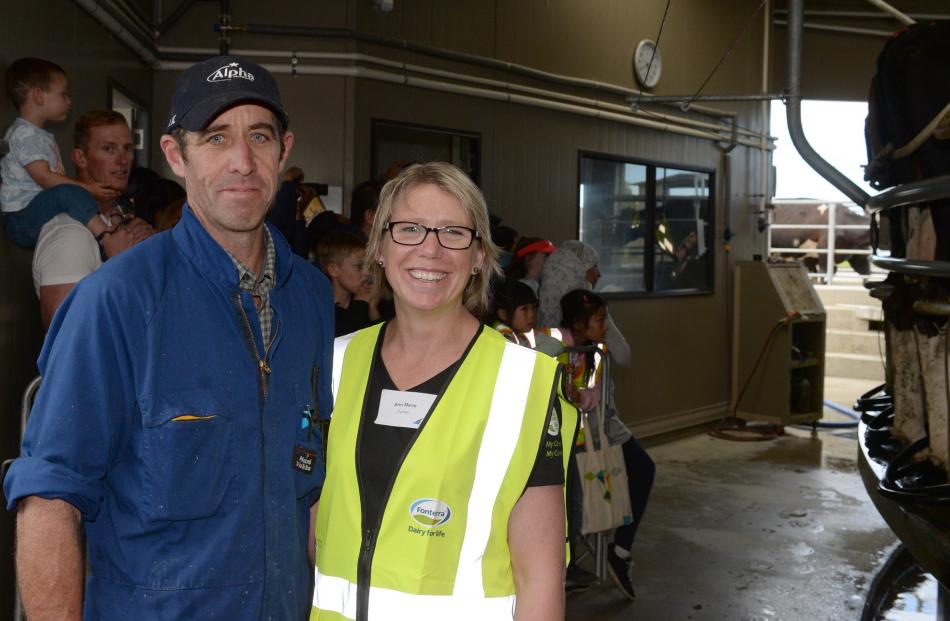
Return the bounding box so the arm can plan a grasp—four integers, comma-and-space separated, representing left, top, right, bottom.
311, 162, 577, 621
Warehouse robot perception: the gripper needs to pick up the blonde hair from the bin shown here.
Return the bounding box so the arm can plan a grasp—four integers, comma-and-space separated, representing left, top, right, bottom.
364, 162, 500, 314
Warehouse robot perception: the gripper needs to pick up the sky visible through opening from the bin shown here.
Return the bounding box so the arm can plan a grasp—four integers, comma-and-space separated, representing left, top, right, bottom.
770, 99, 878, 203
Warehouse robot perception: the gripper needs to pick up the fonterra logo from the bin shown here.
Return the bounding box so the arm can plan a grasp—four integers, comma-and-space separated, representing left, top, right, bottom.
409, 498, 452, 528
207, 62, 255, 83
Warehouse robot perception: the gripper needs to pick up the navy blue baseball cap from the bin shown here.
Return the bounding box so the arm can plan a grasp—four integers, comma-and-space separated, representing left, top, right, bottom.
164, 55, 289, 133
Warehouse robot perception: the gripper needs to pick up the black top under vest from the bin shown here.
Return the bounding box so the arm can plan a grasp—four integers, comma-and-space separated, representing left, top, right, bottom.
357, 322, 564, 534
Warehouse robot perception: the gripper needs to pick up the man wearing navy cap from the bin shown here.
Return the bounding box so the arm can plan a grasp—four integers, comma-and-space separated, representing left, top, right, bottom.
5, 56, 335, 620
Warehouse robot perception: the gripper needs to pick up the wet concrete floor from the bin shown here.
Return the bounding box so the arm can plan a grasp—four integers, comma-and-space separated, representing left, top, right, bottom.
567, 377, 899, 621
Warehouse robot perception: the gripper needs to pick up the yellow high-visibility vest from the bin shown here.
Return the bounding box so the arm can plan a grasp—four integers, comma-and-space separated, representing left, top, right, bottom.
313, 324, 576, 621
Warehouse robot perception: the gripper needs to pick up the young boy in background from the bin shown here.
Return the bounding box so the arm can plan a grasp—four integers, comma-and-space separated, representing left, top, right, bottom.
317, 229, 380, 336
2, 57, 118, 248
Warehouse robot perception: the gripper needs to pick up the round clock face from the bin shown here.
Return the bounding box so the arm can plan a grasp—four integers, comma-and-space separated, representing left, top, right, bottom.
634, 39, 662, 89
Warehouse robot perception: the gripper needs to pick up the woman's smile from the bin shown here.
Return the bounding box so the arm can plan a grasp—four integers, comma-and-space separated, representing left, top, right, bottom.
408, 269, 447, 282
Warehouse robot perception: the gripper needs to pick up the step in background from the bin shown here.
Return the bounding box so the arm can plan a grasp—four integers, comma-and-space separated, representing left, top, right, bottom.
825, 352, 885, 382
826, 328, 885, 357
815, 285, 885, 382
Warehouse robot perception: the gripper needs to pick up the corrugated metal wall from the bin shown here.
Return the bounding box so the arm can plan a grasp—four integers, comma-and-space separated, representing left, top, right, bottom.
145, 0, 773, 433
352, 74, 767, 433
344, 0, 772, 433
2, 0, 773, 455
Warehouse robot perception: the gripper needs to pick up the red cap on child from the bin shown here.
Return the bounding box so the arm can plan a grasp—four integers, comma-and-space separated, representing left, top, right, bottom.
514, 239, 556, 259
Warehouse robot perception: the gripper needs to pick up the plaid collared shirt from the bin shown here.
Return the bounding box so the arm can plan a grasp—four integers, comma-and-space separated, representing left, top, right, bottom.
228, 227, 277, 354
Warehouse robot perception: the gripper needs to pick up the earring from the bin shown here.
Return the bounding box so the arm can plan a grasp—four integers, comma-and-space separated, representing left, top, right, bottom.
377, 259, 385, 267
471, 266, 480, 275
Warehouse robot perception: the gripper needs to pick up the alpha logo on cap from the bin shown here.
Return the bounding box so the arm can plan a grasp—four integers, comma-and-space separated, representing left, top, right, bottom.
207, 62, 255, 83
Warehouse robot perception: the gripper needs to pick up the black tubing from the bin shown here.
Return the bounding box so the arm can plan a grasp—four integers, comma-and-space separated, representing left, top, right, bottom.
879, 436, 950, 504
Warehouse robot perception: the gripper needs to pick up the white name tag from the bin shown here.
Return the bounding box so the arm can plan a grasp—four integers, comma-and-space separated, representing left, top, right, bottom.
375, 389, 437, 429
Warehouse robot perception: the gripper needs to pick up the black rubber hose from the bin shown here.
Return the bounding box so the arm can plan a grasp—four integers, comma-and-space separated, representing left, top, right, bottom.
879, 436, 950, 503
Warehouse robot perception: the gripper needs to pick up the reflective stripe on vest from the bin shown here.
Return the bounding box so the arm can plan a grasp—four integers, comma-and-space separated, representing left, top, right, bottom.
331, 332, 356, 403
454, 343, 536, 597
313, 571, 515, 621
526, 327, 562, 349
315, 326, 564, 620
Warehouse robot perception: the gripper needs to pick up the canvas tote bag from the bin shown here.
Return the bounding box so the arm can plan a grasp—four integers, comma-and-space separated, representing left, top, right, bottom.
575, 407, 633, 535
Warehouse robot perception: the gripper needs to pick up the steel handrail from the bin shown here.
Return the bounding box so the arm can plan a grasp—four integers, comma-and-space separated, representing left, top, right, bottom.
913, 300, 950, 317
20, 376, 41, 428
871, 256, 950, 278
2, 376, 41, 482
860, 175, 950, 279
865, 173, 950, 214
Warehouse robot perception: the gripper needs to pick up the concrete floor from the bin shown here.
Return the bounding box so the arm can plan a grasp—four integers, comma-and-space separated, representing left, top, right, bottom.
567, 377, 898, 621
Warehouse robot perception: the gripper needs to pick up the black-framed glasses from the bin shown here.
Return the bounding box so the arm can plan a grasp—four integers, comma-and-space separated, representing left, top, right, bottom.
385, 221, 480, 250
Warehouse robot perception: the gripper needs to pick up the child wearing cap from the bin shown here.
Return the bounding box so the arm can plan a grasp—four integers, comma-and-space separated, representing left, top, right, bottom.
506, 236, 556, 295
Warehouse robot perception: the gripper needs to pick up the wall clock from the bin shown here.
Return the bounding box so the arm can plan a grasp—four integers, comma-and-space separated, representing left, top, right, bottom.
634, 39, 662, 89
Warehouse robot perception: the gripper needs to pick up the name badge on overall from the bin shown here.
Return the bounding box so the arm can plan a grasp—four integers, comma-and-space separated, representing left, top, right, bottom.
376, 389, 437, 429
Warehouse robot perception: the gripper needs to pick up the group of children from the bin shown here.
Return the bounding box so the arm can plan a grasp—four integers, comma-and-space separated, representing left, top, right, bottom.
492, 275, 613, 418
2, 58, 124, 250
491, 242, 655, 602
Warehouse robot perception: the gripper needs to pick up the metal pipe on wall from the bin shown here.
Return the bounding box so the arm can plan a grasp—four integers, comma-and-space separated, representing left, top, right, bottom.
759, 0, 771, 240
774, 19, 892, 38
773, 9, 946, 21
631, 93, 781, 104
721, 149, 735, 427
218, 22, 739, 120
866, 0, 915, 26
156, 0, 200, 35
218, 0, 230, 55
72, 0, 160, 68
156, 59, 772, 149
156, 45, 770, 143
784, 0, 870, 206
102, 0, 155, 40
